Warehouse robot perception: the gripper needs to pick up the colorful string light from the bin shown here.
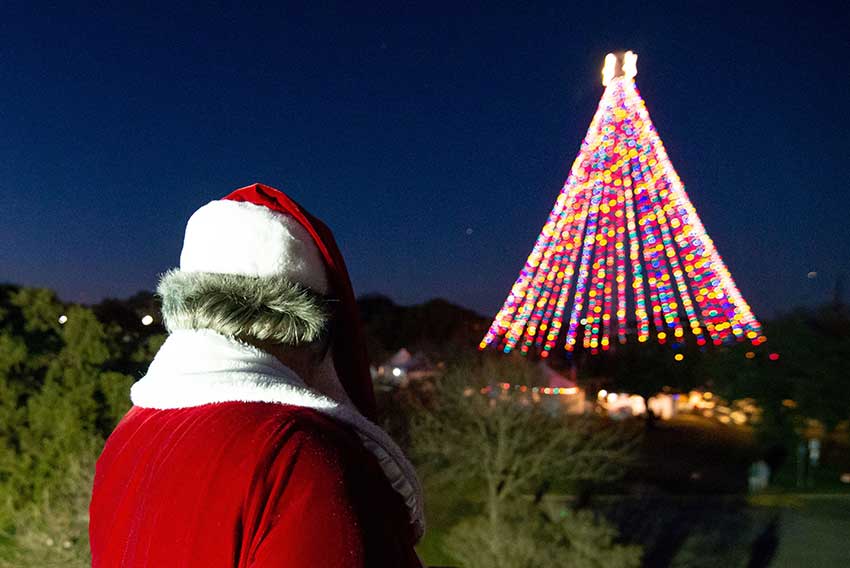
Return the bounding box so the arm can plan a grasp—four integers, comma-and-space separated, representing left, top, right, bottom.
479, 383, 580, 396
481, 52, 763, 357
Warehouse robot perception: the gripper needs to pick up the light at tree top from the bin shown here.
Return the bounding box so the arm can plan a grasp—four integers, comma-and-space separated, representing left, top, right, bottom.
481, 51, 764, 358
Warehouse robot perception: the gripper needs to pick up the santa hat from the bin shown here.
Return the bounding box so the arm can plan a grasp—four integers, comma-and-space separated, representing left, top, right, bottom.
158, 183, 376, 419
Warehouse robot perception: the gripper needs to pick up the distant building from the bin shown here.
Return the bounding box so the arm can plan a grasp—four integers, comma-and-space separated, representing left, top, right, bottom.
375, 348, 439, 387
539, 362, 586, 415
596, 388, 759, 425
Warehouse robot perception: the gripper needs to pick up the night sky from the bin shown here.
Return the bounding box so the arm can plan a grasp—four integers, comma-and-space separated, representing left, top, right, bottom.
2, 2, 848, 318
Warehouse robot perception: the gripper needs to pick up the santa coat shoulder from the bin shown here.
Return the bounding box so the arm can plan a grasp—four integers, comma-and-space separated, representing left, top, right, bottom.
90, 402, 422, 567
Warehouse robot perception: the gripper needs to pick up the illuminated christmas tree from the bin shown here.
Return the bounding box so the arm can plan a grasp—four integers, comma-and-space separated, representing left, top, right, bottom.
481, 52, 763, 358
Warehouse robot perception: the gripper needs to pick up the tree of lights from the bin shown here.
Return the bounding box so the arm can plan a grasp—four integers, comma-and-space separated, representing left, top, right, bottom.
481, 52, 764, 358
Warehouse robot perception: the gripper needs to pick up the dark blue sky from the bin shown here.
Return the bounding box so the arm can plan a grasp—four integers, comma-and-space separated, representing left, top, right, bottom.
2, 2, 848, 318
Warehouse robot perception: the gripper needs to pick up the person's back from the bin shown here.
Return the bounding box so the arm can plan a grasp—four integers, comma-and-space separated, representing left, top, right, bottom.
89, 184, 424, 566
91, 402, 419, 566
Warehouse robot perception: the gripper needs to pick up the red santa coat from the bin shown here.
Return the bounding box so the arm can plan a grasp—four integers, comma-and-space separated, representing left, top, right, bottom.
90, 330, 424, 567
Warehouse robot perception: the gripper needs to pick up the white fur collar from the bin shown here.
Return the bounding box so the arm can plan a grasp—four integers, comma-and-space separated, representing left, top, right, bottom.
131, 329, 424, 541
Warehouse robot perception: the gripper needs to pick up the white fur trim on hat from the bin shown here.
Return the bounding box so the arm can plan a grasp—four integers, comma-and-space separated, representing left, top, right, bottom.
179, 200, 328, 293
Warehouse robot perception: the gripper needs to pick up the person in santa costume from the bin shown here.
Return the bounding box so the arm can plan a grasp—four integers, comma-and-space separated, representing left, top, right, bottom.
90, 183, 425, 567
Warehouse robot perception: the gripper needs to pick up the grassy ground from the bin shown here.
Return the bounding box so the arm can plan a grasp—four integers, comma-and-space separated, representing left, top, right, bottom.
416, 528, 455, 567
632, 414, 757, 493
754, 494, 850, 567
415, 479, 480, 567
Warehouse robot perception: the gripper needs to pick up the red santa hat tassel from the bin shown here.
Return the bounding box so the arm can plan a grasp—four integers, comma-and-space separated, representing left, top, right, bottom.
222, 184, 376, 419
